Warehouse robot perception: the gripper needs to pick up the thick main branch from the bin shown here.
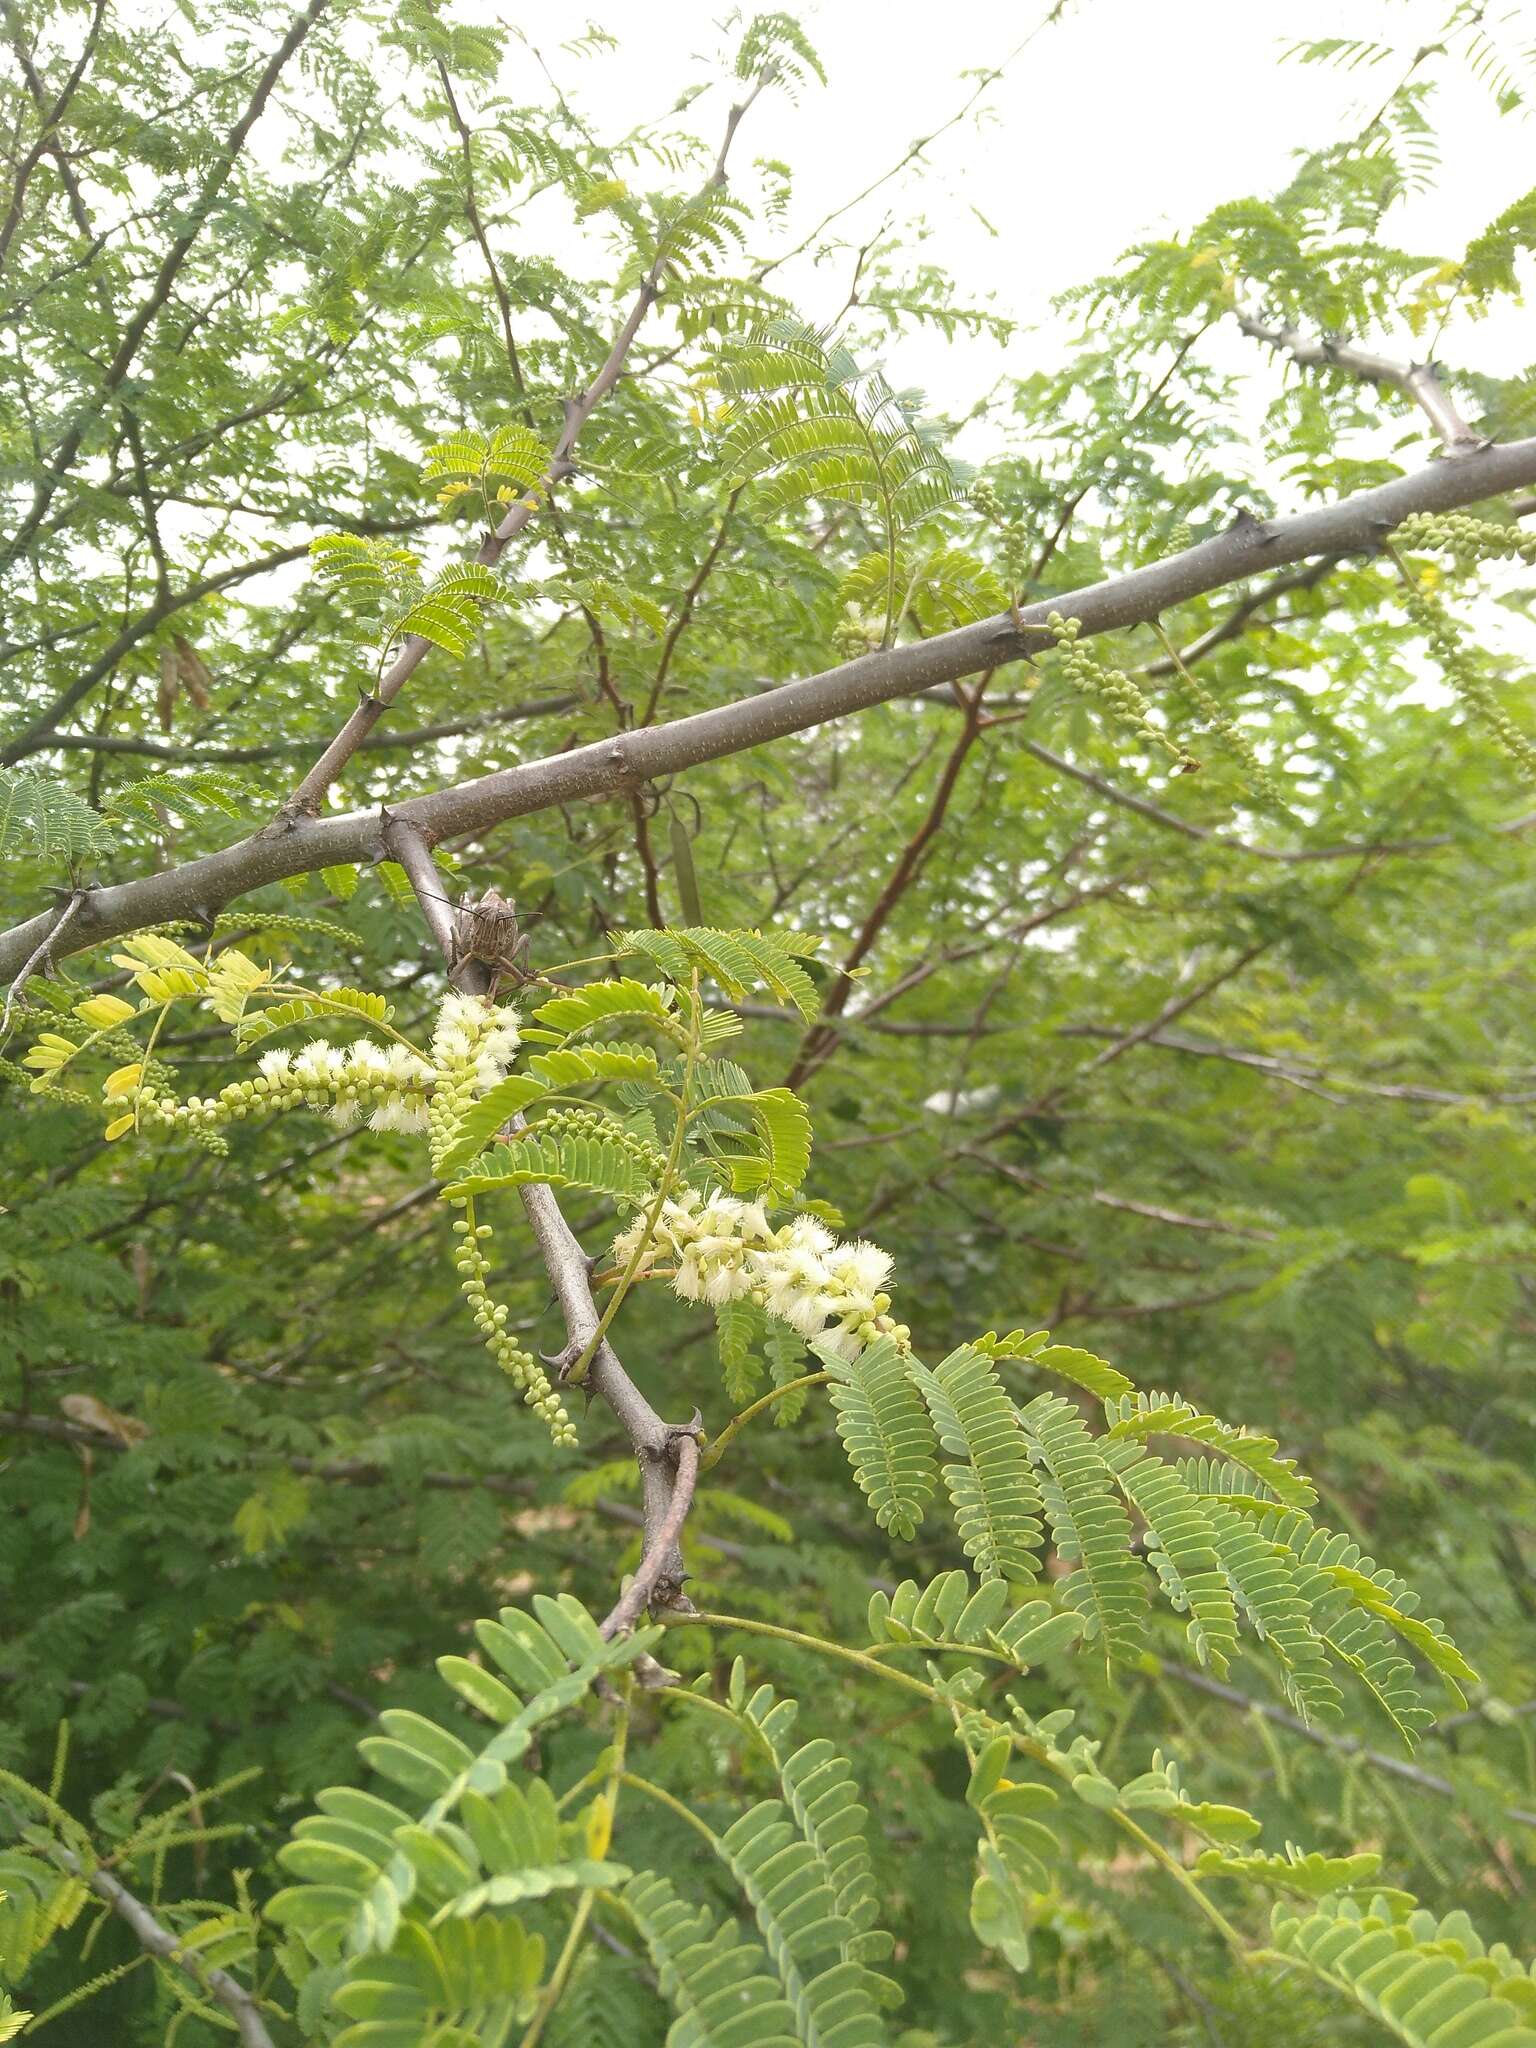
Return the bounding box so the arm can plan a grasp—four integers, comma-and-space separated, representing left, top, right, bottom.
5, 433, 1536, 983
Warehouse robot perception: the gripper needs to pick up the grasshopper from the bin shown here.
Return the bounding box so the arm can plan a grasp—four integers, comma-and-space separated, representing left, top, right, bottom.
443, 888, 533, 998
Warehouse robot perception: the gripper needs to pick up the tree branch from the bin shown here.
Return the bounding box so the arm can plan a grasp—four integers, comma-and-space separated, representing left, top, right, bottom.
1235, 305, 1480, 452
1161, 1660, 1536, 1829
0, 0, 106, 273
26, 693, 580, 764
7, 433, 1536, 982
0, 0, 329, 576
381, 815, 698, 1627
281, 84, 766, 817
599, 1433, 699, 1638
57, 1854, 275, 2048
1059, 1023, 1536, 1105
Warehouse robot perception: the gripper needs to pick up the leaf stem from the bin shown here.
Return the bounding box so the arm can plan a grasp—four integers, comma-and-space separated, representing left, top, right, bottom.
698, 1372, 830, 1470
669, 1610, 1248, 1953
517, 1694, 630, 2048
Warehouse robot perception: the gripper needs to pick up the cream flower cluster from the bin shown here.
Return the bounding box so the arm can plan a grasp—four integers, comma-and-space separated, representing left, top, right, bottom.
431, 991, 522, 1093
130, 992, 521, 1143
427, 992, 522, 1171
260, 1038, 436, 1133
134, 1036, 435, 1136
612, 1191, 909, 1361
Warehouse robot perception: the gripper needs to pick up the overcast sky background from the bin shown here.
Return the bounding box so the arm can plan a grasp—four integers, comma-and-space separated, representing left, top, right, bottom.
487, 0, 1533, 445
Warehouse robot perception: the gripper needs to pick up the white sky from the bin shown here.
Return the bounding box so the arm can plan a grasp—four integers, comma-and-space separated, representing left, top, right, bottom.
495, 0, 1533, 430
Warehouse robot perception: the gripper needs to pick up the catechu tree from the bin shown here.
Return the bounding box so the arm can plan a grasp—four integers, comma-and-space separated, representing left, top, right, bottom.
2, 4, 1536, 2044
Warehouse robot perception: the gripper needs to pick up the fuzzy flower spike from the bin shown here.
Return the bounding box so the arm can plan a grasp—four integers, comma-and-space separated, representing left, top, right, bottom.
612, 1192, 908, 1361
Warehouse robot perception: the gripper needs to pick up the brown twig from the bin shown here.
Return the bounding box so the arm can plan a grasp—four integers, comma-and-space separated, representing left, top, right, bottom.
0, 887, 84, 1039
786, 681, 990, 1087
1162, 1661, 1536, 1829
599, 1433, 700, 1637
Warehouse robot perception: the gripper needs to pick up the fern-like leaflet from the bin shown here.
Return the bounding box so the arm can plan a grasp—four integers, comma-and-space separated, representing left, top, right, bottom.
711, 322, 957, 644
908, 1344, 1044, 1584
812, 1332, 936, 1540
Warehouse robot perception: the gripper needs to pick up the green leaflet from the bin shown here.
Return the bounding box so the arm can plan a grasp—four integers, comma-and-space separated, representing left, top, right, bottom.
865, 1571, 1083, 1667
526, 1042, 661, 1087
908, 1345, 1044, 1584
716, 1087, 812, 1195
716, 1297, 766, 1403
813, 1333, 936, 1540
107, 767, 249, 825
976, 1331, 1135, 1402
726, 1672, 896, 1978
420, 422, 549, 494
533, 977, 682, 1041
1192, 1493, 1343, 1724
442, 1132, 654, 1202
713, 323, 957, 583
389, 563, 504, 656
267, 1596, 658, 1970
622, 1871, 797, 2048
715, 1801, 889, 2048
1258, 1508, 1456, 1744
617, 926, 824, 1022
233, 987, 390, 1047
1100, 1439, 1240, 1676
429, 1074, 549, 1178
1269, 1893, 1536, 2048
1195, 1845, 1389, 1899
0, 768, 114, 863
1103, 1390, 1316, 1509
1019, 1393, 1146, 1658
328, 1916, 546, 2046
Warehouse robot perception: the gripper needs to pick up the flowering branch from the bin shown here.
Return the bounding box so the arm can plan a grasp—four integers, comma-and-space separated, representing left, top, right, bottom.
382, 815, 699, 1626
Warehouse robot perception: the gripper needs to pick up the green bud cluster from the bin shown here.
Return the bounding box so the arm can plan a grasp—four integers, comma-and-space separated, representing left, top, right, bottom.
534, 1104, 667, 1183
1166, 664, 1286, 810
1162, 520, 1194, 558
1049, 614, 1200, 773
450, 1204, 578, 1447
2, 1052, 91, 1106
131, 1062, 430, 1138
973, 478, 1031, 596
1394, 512, 1536, 569
1397, 576, 1536, 781
427, 1049, 481, 1173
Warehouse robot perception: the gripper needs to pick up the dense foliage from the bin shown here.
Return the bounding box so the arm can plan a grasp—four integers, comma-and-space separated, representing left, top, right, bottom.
2, 3, 1535, 2042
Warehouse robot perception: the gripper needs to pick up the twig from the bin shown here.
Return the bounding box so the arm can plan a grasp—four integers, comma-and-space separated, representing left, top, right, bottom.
1059, 1024, 1536, 1106
57, 1854, 275, 2048
282, 83, 767, 817
382, 816, 700, 1628
1235, 305, 1481, 453
0, 0, 329, 578
600, 1433, 700, 1637
1, 887, 84, 1039
1162, 1661, 1536, 1829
